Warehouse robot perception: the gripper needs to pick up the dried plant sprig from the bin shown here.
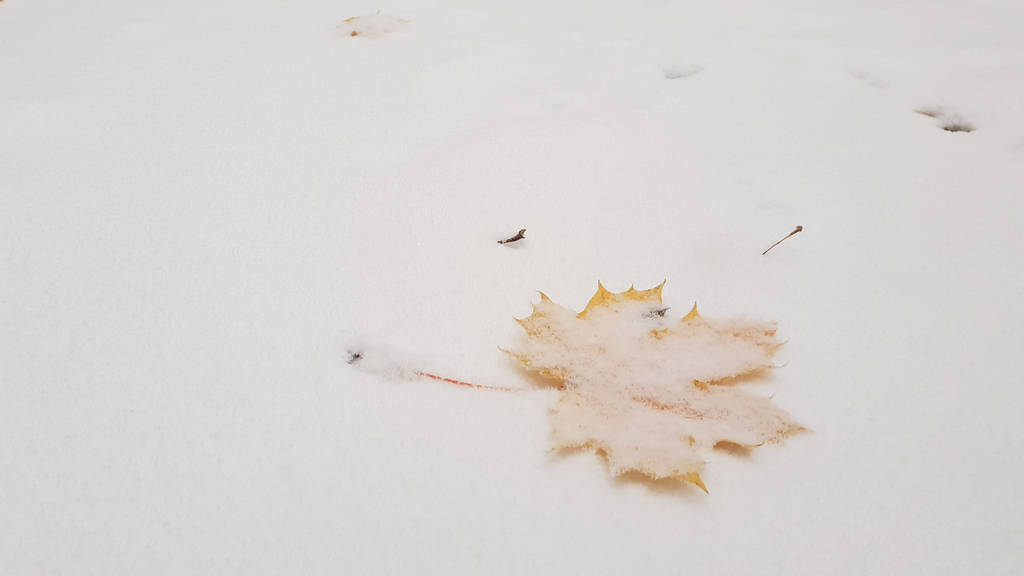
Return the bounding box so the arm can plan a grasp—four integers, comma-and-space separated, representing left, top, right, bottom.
498, 229, 527, 244
763, 226, 803, 255
415, 371, 553, 392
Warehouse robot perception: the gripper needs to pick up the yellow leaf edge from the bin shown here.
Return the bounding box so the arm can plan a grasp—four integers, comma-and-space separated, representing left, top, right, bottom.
553, 439, 710, 493
578, 280, 666, 319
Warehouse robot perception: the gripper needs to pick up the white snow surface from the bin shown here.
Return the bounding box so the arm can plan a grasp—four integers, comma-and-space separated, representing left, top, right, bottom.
2, 0, 1023, 574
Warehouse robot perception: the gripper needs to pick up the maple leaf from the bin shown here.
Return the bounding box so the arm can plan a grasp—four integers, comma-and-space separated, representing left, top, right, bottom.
506, 282, 805, 492
337, 14, 410, 38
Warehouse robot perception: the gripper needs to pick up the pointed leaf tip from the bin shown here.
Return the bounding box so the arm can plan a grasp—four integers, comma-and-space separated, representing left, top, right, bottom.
581, 281, 667, 317
684, 472, 709, 493
682, 302, 700, 322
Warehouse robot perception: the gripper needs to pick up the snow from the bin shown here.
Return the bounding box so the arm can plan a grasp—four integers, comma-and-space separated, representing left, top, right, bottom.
2, 0, 1023, 574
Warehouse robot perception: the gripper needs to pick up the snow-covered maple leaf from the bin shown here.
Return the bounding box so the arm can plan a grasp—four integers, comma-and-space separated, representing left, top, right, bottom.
506, 282, 805, 492
337, 14, 410, 38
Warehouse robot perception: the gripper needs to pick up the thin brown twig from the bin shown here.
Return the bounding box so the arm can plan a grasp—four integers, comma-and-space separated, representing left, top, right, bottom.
762, 226, 803, 255
347, 349, 557, 391
415, 371, 566, 392
498, 228, 526, 244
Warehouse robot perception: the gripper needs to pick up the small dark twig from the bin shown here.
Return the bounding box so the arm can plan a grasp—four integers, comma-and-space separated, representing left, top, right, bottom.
346, 350, 363, 365
498, 228, 526, 244
762, 226, 803, 255
643, 307, 669, 318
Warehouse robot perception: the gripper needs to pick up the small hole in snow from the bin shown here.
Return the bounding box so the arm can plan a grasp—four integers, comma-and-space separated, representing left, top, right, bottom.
664, 65, 701, 80
915, 107, 975, 133
942, 122, 975, 133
